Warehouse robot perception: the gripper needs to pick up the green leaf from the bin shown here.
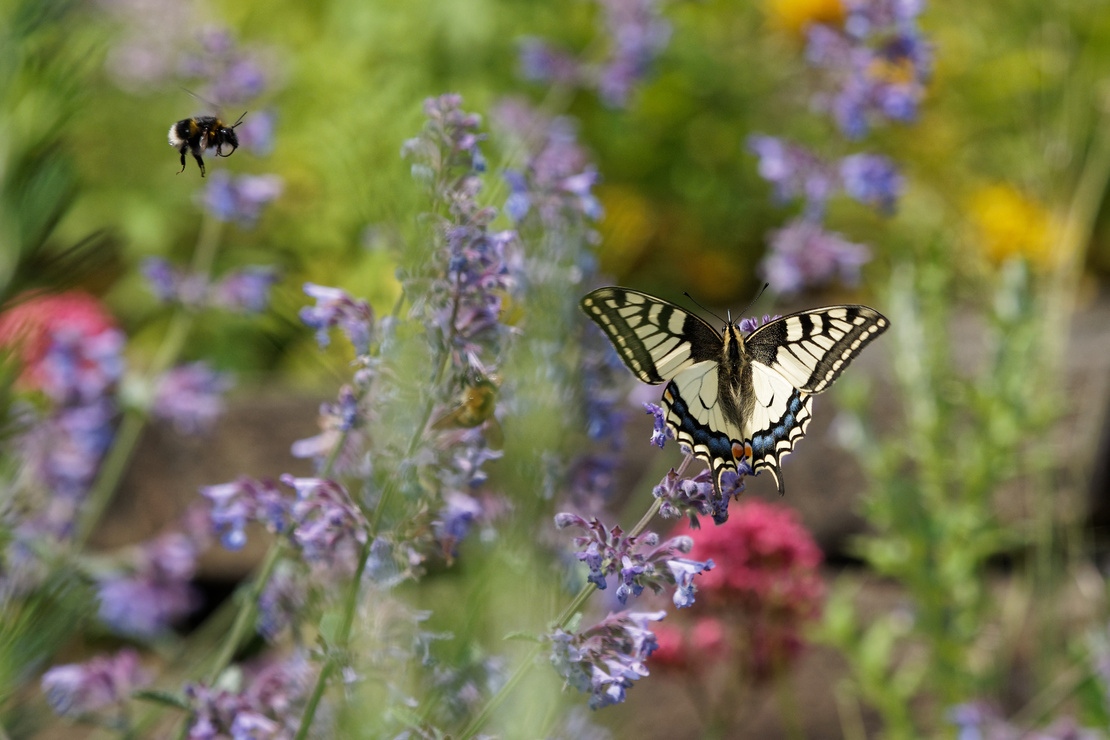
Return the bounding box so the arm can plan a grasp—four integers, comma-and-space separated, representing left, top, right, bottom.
132, 689, 190, 710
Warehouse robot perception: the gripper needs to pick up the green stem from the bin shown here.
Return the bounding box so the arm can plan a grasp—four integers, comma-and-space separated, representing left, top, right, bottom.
292, 537, 371, 740
457, 641, 543, 740
73, 407, 146, 548
204, 543, 284, 684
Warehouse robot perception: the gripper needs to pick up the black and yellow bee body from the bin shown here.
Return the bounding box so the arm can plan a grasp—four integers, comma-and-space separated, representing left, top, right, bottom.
168, 112, 246, 177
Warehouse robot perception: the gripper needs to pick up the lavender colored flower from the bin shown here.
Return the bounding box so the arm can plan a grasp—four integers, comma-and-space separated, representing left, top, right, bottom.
153, 362, 232, 434
494, 100, 604, 227
184, 655, 311, 740
549, 610, 664, 709
429, 656, 507, 724
299, 283, 374, 355
517, 0, 671, 108
737, 313, 781, 334
282, 475, 369, 574
759, 218, 871, 294
235, 108, 277, 156
201, 477, 290, 550
200, 172, 283, 227
445, 442, 502, 489
401, 94, 487, 189
566, 455, 620, 515
213, 266, 278, 313
840, 153, 903, 213
41, 648, 148, 717
555, 514, 712, 606
21, 399, 118, 504
142, 257, 179, 303
652, 466, 746, 525
179, 27, 271, 107
594, 0, 672, 107
144, 257, 277, 313
429, 225, 518, 371
96, 532, 200, 637
432, 491, 484, 559
749, 136, 904, 220
805, 0, 931, 138
38, 326, 126, 405
644, 403, 669, 448
400, 96, 521, 394
518, 38, 584, 87
140, 258, 201, 307
667, 557, 714, 608
290, 385, 368, 475
747, 135, 838, 218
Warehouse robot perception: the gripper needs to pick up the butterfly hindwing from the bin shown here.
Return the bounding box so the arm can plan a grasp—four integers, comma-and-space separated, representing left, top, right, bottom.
746, 306, 889, 393
662, 363, 746, 493
580, 288, 721, 384
746, 362, 814, 495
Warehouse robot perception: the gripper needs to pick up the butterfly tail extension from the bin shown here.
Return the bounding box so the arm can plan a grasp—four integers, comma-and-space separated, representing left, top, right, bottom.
753, 459, 786, 496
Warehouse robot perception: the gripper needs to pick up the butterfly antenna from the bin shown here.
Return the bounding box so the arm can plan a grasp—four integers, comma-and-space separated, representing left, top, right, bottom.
738, 283, 770, 318
682, 291, 727, 325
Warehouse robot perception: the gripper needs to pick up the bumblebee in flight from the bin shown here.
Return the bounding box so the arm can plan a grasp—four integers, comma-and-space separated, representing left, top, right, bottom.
168, 111, 246, 177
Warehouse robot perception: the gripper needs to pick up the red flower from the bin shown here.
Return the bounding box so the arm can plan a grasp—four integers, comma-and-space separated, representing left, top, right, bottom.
673, 499, 826, 678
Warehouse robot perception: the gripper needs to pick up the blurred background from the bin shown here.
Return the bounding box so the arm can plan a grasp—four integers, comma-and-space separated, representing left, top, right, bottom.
4, 0, 1110, 737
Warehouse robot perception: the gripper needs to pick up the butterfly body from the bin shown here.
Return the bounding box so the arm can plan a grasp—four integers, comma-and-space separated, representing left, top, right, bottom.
580, 287, 888, 496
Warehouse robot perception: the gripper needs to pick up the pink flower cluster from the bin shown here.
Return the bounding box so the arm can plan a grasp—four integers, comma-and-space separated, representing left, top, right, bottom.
675, 499, 826, 678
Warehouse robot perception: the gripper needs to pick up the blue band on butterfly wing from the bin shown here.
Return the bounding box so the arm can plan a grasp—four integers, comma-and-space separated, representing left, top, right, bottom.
663, 380, 738, 473
750, 390, 808, 462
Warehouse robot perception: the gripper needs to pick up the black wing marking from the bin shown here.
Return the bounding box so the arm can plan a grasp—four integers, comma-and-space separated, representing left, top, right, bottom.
745, 305, 889, 393
580, 287, 721, 384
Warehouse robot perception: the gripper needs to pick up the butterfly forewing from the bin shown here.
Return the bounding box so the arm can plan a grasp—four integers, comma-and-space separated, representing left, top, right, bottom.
580, 288, 721, 384
746, 306, 889, 393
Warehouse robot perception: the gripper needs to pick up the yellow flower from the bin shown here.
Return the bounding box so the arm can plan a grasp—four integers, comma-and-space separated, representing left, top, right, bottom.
968, 184, 1058, 268
765, 0, 845, 37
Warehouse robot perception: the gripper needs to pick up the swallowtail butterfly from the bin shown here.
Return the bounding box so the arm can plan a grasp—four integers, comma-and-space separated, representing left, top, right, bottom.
580, 287, 889, 496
